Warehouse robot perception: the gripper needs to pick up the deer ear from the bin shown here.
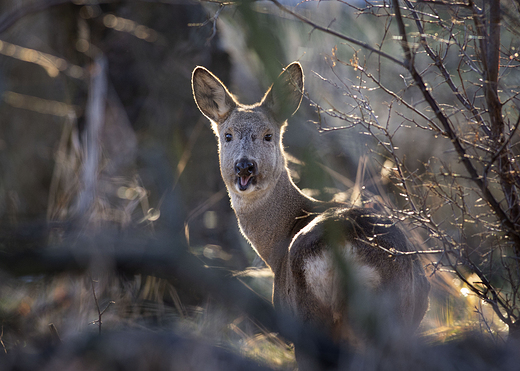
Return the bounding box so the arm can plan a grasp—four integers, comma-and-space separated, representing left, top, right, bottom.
192, 67, 236, 124
261, 62, 304, 124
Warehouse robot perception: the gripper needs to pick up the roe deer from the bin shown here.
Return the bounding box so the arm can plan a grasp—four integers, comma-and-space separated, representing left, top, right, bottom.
192, 62, 430, 368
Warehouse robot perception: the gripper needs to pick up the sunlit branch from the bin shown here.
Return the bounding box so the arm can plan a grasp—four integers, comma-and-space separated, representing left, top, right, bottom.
391, 0, 520, 247
269, 0, 406, 68
402, 0, 490, 136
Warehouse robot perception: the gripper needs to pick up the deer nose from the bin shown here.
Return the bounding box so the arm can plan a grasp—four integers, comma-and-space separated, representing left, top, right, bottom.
235, 159, 257, 176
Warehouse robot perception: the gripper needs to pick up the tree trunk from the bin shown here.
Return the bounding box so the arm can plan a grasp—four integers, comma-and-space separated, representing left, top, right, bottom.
508, 321, 520, 345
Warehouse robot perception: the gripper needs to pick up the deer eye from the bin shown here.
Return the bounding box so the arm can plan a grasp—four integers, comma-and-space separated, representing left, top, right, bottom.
264, 134, 273, 142
225, 133, 232, 142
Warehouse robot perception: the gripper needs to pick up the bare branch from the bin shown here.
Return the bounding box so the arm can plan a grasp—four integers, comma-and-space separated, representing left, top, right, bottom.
402, 0, 490, 135
269, 0, 406, 68
391, 0, 520, 246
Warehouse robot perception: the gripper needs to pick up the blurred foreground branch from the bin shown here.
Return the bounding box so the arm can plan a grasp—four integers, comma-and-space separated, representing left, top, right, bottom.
0, 229, 341, 370
2, 227, 520, 370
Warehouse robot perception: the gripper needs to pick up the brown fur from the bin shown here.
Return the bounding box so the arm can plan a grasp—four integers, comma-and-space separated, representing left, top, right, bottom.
192, 63, 430, 367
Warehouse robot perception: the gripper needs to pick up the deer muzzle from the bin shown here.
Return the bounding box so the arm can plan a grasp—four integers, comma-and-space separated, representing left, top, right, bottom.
235, 158, 258, 191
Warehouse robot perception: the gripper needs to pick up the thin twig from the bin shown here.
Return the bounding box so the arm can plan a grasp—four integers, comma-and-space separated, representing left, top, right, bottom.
390, 0, 520, 246
207, 4, 225, 45
0, 325, 6, 354
402, 0, 490, 135
48, 323, 62, 344
483, 114, 520, 184
90, 276, 103, 335
269, 0, 406, 68
89, 275, 115, 335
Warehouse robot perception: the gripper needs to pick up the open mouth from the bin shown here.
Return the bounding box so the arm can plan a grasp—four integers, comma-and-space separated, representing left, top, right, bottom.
237, 175, 255, 191
234, 159, 258, 192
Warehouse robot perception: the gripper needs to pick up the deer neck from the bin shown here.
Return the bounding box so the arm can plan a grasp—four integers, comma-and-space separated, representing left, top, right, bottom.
230, 169, 315, 269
